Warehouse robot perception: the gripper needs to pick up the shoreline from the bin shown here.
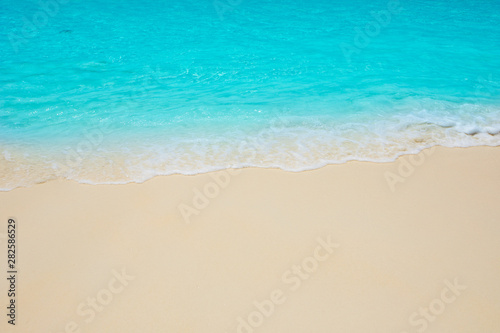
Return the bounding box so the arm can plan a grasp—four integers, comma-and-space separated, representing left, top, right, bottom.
1, 145, 500, 332
1, 144, 499, 192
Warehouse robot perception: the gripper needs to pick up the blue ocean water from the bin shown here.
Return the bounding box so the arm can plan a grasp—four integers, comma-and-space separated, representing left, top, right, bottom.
1, 0, 500, 189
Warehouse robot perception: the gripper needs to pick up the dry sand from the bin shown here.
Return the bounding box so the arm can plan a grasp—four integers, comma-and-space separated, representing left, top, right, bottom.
1, 146, 500, 333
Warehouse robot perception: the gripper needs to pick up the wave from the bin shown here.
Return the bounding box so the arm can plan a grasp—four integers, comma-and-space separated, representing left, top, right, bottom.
2, 104, 500, 191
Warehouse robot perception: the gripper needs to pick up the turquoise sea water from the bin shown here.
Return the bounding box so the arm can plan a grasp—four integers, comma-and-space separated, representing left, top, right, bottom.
1, 0, 500, 190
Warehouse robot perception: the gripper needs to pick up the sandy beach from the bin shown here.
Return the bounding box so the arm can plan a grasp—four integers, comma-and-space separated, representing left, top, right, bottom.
1, 145, 500, 333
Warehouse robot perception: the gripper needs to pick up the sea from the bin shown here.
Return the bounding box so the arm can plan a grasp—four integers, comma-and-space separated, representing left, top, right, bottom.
1, 0, 500, 190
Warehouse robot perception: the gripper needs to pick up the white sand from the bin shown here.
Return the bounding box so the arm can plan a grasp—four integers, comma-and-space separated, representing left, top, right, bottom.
1, 146, 499, 333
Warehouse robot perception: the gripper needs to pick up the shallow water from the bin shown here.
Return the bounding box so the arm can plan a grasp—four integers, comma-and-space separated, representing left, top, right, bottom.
1, 0, 500, 190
